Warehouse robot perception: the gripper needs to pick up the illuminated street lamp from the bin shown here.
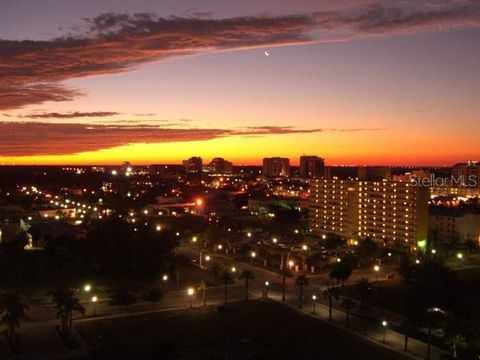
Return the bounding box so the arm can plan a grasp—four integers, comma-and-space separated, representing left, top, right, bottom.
302, 244, 308, 251
431, 249, 436, 255
162, 274, 169, 282
192, 236, 198, 243
312, 294, 317, 314
374, 265, 380, 282
231, 266, 236, 273
272, 237, 278, 244
251, 251, 256, 259
91, 296, 98, 316
187, 288, 195, 308
457, 252, 464, 267
217, 244, 223, 250
247, 232, 252, 238
264, 281, 270, 299
415, 259, 421, 264
84, 284, 92, 293
288, 260, 295, 269
322, 234, 327, 240
156, 225, 161, 231
382, 320, 388, 343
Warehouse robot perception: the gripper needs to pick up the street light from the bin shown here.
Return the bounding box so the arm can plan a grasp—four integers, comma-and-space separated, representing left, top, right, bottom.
251, 251, 256, 258
302, 244, 308, 251
312, 294, 317, 314
457, 252, 463, 259
192, 236, 198, 243
205, 255, 211, 262
247, 232, 252, 238
84, 284, 91, 292
187, 288, 195, 308
264, 281, 269, 299
156, 225, 161, 231
272, 237, 278, 244
288, 260, 294, 269
162, 274, 168, 282
91, 296, 98, 316
231, 266, 236, 273
382, 320, 388, 343
374, 265, 380, 282
217, 244, 223, 250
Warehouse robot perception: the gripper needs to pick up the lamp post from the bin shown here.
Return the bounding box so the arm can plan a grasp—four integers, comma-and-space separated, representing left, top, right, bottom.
264, 281, 269, 299
374, 265, 380, 282
312, 295, 317, 314
187, 288, 195, 308
91, 296, 98, 316
457, 252, 463, 267
382, 320, 388, 344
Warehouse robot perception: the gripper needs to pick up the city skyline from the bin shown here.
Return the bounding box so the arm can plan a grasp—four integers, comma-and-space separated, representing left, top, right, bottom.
1, 0, 480, 166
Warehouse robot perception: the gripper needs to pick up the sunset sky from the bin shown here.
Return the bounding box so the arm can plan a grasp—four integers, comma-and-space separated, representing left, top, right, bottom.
1, 0, 479, 166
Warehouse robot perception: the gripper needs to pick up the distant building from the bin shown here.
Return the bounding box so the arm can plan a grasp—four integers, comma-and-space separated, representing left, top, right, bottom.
299, 156, 325, 178
357, 166, 392, 181
262, 157, 290, 177
429, 208, 480, 244
309, 178, 429, 246
452, 161, 480, 187
208, 158, 233, 174
183, 157, 203, 173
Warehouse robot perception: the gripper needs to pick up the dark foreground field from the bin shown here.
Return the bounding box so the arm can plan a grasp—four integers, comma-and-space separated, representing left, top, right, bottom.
77, 300, 407, 360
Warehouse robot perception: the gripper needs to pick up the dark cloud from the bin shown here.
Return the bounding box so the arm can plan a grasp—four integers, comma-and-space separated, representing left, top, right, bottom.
1, 3, 479, 110
315, 2, 480, 34
0, 13, 314, 110
19, 111, 119, 119
0, 122, 384, 156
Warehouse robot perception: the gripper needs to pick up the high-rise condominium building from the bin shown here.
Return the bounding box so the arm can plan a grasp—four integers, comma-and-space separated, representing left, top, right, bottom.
299, 156, 325, 178
209, 158, 233, 174
452, 161, 480, 188
262, 157, 290, 177
309, 178, 429, 245
183, 157, 203, 173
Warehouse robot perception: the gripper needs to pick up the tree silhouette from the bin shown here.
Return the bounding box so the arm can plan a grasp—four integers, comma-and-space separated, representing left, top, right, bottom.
49, 286, 85, 335
239, 270, 255, 301
0, 291, 29, 351
295, 275, 309, 308
220, 271, 235, 304
355, 278, 371, 307
342, 298, 356, 329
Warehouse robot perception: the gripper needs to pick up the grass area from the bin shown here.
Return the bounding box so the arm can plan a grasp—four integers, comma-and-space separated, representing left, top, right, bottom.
77, 300, 407, 359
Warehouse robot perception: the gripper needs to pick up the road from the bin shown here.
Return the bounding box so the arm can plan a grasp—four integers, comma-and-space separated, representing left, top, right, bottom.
4, 246, 448, 360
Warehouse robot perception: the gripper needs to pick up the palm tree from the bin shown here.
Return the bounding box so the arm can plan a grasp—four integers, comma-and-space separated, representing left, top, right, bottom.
355, 278, 371, 307
49, 286, 85, 335
295, 275, 309, 308
447, 333, 466, 359
239, 270, 255, 301
0, 291, 29, 350
323, 287, 336, 321
342, 298, 355, 329
197, 280, 208, 307
220, 271, 235, 304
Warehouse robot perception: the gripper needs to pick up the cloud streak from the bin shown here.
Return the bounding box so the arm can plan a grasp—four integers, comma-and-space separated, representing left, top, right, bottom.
0, 122, 384, 156
18, 111, 119, 119
1, 2, 479, 110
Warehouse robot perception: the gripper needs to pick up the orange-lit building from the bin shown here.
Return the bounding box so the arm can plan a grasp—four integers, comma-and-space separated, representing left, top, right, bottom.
309, 178, 429, 245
